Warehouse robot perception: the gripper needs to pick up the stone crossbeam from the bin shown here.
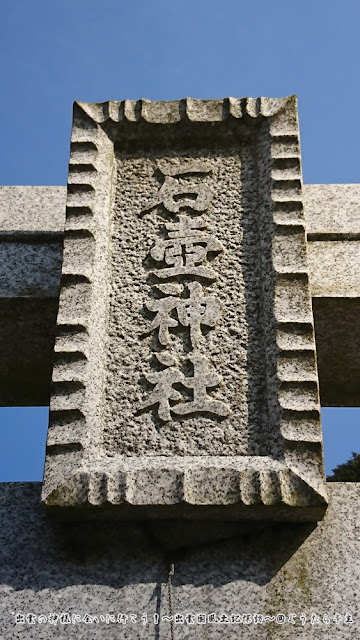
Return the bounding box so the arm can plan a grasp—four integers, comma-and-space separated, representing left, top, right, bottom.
1, 183, 359, 407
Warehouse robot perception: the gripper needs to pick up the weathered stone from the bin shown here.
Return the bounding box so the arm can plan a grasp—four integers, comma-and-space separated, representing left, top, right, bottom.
0, 187, 65, 405
0, 186, 65, 299
0, 299, 59, 406
0, 186, 66, 233
39, 97, 327, 520
0, 240, 62, 298
313, 298, 360, 406
0, 482, 359, 638
303, 183, 360, 237
303, 184, 360, 405
2, 184, 360, 408
0, 184, 358, 408
1, 97, 360, 639
308, 241, 360, 297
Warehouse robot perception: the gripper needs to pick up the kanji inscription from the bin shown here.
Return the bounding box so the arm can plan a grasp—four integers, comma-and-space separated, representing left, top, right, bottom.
150, 215, 223, 280
146, 282, 220, 347
147, 161, 213, 213
42, 98, 327, 520
141, 161, 230, 421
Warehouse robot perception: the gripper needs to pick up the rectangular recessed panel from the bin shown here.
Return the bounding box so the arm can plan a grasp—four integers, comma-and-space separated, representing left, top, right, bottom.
104, 146, 268, 457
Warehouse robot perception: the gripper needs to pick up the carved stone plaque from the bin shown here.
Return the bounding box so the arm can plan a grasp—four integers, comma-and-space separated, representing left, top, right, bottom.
42, 97, 327, 520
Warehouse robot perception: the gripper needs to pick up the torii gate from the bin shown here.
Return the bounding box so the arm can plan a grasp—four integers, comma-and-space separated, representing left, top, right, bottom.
0, 97, 359, 637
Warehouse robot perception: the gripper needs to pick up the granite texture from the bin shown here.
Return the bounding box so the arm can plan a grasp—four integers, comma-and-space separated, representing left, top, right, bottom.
303, 184, 360, 237
0, 482, 359, 639
4, 184, 360, 301
303, 184, 360, 405
0, 240, 62, 298
313, 298, 360, 406
40, 97, 327, 520
304, 185, 360, 298
1, 184, 359, 407
0, 187, 64, 403
308, 241, 360, 297
0, 187, 65, 297
4, 183, 360, 244
0, 299, 58, 406
107, 148, 264, 457
0, 186, 66, 233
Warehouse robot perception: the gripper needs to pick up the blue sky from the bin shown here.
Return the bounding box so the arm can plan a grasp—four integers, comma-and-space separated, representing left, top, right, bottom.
0, 0, 359, 480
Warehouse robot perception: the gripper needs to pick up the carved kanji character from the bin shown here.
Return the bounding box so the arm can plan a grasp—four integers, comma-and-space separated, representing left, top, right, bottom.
151, 215, 223, 280
147, 161, 213, 213
145, 284, 182, 346
146, 282, 221, 347
177, 282, 221, 347
172, 353, 230, 417
138, 353, 184, 421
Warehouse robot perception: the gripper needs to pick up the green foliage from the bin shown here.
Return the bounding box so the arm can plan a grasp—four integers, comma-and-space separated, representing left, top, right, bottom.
327, 452, 360, 482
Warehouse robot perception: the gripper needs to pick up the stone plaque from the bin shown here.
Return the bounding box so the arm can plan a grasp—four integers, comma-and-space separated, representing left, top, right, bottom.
42, 97, 327, 520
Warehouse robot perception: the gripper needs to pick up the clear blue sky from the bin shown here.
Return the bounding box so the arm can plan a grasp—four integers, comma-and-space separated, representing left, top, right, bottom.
0, 0, 359, 480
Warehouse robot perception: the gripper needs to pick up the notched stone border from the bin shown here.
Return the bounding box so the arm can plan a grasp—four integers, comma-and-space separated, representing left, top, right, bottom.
42, 96, 328, 521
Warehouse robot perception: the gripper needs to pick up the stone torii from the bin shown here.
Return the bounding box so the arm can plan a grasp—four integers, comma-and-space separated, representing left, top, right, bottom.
0, 96, 359, 638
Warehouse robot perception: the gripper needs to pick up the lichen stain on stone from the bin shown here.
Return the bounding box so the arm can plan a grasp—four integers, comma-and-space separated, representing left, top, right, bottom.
265, 549, 312, 639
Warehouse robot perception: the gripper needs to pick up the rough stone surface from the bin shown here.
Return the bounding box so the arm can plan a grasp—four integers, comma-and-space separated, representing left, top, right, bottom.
303, 184, 360, 405
107, 149, 265, 457
313, 298, 360, 406
0, 240, 62, 298
4, 184, 360, 301
0, 188, 64, 404
0, 298, 58, 406
2, 184, 360, 407
39, 97, 326, 520
0, 482, 358, 638
1, 103, 360, 640
308, 241, 360, 297
4, 182, 360, 247
0, 186, 66, 233
304, 184, 360, 237
0, 186, 64, 300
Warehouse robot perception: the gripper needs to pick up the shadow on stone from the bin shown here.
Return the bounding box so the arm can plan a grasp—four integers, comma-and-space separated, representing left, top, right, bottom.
0, 484, 317, 592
